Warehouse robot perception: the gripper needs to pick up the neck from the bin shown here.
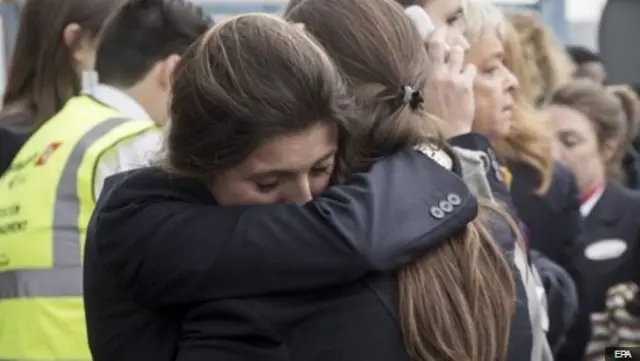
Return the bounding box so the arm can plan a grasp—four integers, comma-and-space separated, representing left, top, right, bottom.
579, 173, 606, 198
117, 82, 160, 125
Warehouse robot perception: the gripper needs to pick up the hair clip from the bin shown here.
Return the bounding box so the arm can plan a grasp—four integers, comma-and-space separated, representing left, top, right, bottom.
404, 5, 435, 41
400, 85, 425, 110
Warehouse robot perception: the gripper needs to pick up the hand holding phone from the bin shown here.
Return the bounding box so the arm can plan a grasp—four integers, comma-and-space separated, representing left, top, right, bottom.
404, 5, 477, 138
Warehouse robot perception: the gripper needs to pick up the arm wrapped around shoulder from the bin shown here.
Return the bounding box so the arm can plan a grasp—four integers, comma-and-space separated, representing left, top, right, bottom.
88, 151, 479, 305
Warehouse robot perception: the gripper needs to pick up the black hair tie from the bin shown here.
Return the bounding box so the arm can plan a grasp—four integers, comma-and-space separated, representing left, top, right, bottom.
399, 85, 424, 110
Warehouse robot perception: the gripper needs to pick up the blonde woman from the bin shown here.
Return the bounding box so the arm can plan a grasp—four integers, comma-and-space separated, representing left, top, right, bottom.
460, 1, 590, 359
500, 18, 591, 361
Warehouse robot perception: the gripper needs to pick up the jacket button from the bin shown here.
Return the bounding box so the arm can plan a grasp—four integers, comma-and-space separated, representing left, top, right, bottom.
440, 200, 453, 213
430, 206, 445, 219
447, 193, 461, 205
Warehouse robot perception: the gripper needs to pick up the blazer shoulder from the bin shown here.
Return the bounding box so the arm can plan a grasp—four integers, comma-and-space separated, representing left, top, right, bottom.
98, 167, 213, 211
545, 162, 579, 205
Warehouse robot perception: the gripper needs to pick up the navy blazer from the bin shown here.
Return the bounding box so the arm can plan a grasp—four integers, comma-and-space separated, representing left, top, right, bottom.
84, 150, 478, 361
176, 135, 536, 361
578, 182, 640, 314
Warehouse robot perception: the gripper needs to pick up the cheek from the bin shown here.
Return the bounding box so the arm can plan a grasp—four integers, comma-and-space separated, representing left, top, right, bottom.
560, 143, 597, 167
309, 173, 332, 196
473, 81, 504, 134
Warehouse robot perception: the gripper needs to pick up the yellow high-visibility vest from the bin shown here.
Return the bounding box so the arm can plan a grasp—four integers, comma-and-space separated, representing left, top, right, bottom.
0, 95, 156, 360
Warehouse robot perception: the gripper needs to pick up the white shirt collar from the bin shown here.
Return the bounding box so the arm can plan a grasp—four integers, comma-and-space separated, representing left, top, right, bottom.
580, 185, 605, 218
87, 84, 151, 121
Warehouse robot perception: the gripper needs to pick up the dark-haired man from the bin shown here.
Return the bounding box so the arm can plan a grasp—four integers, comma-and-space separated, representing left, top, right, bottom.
567, 45, 607, 84
0, 0, 212, 360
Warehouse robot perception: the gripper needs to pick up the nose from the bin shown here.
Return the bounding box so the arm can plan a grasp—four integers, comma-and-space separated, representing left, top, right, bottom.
505, 68, 519, 92
288, 180, 313, 205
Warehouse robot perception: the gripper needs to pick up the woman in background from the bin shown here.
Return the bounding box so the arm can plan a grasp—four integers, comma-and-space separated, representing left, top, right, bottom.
547, 79, 640, 361
175, 2, 518, 359
500, 11, 590, 360
461, 2, 587, 358
506, 11, 574, 105
85, 0, 521, 359
0, 0, 118, 175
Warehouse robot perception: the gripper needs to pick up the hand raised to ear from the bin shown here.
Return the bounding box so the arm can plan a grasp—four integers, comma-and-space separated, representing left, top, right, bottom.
424, 28, 477, 139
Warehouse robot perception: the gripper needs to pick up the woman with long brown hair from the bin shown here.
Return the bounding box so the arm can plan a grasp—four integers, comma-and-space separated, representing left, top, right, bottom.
0, 0, 120, 175
174, 3, 517, 360
86, 0, 525, 361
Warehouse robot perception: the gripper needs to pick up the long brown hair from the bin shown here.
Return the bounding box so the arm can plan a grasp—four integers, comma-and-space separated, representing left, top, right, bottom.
462, 2, 553, 194
1, 0, 120, 132
286, 0, 516, 360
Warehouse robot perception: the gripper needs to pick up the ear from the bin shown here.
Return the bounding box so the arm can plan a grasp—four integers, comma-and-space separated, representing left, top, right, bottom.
157, 54, 181, 91
63, 23, 82, 49
601, 138, 621, 162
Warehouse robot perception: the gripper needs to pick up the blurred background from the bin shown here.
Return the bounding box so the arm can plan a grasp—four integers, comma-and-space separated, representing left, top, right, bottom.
0, 0, 626, 93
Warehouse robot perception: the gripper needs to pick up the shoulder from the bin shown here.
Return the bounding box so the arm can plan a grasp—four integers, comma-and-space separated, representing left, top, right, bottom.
97, 167, 213, 213
0, 111, 36, 133
611, 182, 640, 206
96, 126, 161, 169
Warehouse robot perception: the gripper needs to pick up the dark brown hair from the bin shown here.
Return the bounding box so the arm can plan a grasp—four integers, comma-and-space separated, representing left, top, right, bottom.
286, 0, 516, 360
551, 79, 626, 178
165, 13, 352, 181
1, 0, 121, 132
96, 0, 213, 88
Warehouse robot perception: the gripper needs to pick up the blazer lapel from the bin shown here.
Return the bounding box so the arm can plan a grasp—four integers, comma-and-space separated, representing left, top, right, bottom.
585, 184, 622, 228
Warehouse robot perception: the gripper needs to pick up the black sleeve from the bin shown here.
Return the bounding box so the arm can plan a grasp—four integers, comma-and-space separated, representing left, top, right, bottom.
92, 150, 478, 306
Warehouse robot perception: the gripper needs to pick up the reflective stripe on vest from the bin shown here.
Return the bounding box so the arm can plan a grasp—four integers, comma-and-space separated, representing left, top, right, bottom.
0, 117, 130, 300
0, 95, 157, 360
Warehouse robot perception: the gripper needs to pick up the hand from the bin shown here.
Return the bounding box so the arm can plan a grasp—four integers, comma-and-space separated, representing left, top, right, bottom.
423, 27, 477, 139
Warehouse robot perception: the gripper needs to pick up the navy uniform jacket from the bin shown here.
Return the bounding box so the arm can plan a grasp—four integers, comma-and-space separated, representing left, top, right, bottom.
84, 150, 478, 361
578, 182, 640, 314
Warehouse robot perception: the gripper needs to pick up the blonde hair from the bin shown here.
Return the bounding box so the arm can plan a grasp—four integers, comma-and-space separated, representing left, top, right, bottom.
461, 1, 553, 194
460, 0, 506, 43
607, 84, 640, 149
501, 18, 554, 193
506, 11, 574, 103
